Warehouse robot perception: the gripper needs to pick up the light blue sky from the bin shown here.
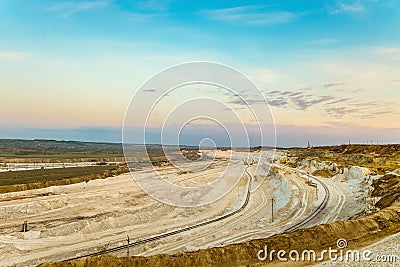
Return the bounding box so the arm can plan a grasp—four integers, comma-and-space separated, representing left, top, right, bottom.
0, 0, 399, 146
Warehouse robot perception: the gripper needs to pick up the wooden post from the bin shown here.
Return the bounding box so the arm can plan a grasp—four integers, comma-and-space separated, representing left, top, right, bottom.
126, 235, 130, 258
21, 221, 28, 232
271, 197, 275, 223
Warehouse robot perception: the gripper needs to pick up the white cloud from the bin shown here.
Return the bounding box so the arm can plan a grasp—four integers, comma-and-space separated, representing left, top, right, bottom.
379, 48, 400, 53
312, 38, 339, 45
47, 0, 109, 18
248, 68, 282, 84
314, 59, 400, 84
329, 0, 366, 14
201, 5, 299, 25
136, 0, 172, 12
0, 51, 32, 60
375, 47, 400, 60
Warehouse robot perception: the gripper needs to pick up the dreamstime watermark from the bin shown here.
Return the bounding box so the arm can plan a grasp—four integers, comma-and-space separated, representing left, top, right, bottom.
122, 62, 276, 207
257, 238, 398, 263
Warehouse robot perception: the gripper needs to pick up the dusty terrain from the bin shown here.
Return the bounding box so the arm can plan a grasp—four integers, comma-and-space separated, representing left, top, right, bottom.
39, 203, 400, 267
0, 146, 399, 266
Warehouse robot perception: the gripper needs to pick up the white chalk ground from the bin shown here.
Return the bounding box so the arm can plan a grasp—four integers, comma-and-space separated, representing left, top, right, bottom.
0, 162, 123, 172
296, 162, 379, 222
0, 151, 379, 266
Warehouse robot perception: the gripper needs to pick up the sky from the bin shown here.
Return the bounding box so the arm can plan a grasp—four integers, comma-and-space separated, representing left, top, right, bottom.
0, 0, 399, 147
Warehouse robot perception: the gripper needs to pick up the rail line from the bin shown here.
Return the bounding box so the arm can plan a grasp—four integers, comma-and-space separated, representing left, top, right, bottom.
63, 165, 253, 261
284, 169, 330, 232
63, 164, 331, 262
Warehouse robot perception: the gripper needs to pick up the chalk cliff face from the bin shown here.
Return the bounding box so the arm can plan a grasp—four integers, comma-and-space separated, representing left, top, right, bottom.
252, 164, 290, 211
343, 166, 371, 184
287, 150, 400, 215
268, 167, 290, 210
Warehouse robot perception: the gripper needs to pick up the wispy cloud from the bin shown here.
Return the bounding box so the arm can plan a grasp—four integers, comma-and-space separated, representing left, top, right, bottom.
329, 0, 365, 14
375, 47, 400, 60
200, 5, 300, 25
46, 0, 109, 18
136, 0, 172, 12
325, 98, 397, 119
143, 89, 156, 93
324, 105, 394, 119
264, 90, 335, 110
248, 68, 281, 83
122, 12, 167, 22
312, 38, 339, 45
377, 47, 400, 54
0, 51, 32, 60
229, 98, 266, 106
325, 97, 352, 105
263, 89, 397, 119
323, 82, 346, 88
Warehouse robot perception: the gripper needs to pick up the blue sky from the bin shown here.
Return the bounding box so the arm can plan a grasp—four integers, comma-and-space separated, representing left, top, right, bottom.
0, 0, 399, 146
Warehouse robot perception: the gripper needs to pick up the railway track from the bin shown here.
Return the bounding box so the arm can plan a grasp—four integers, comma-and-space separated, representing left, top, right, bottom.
284, 169, 330, 232
63, 164, 331, 262
63, 165, 253, 261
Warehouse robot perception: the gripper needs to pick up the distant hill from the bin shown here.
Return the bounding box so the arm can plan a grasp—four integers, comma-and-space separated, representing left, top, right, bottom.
0, 138, 279, 160
0, 139, 123, 159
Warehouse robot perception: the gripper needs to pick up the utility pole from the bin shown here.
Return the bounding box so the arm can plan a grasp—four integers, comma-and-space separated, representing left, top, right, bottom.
21, 220, 28, 232
315, 185, 318, 200
271, 197, 275, 223
126, 235, 130, 257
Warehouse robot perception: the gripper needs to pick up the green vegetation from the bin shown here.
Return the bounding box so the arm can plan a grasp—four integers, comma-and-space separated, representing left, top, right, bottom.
0, 139, 123, 159
288, 144, 400, 173
0, 165, 118, 186
0, 139, 186, 164
0, 165, 128, 193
